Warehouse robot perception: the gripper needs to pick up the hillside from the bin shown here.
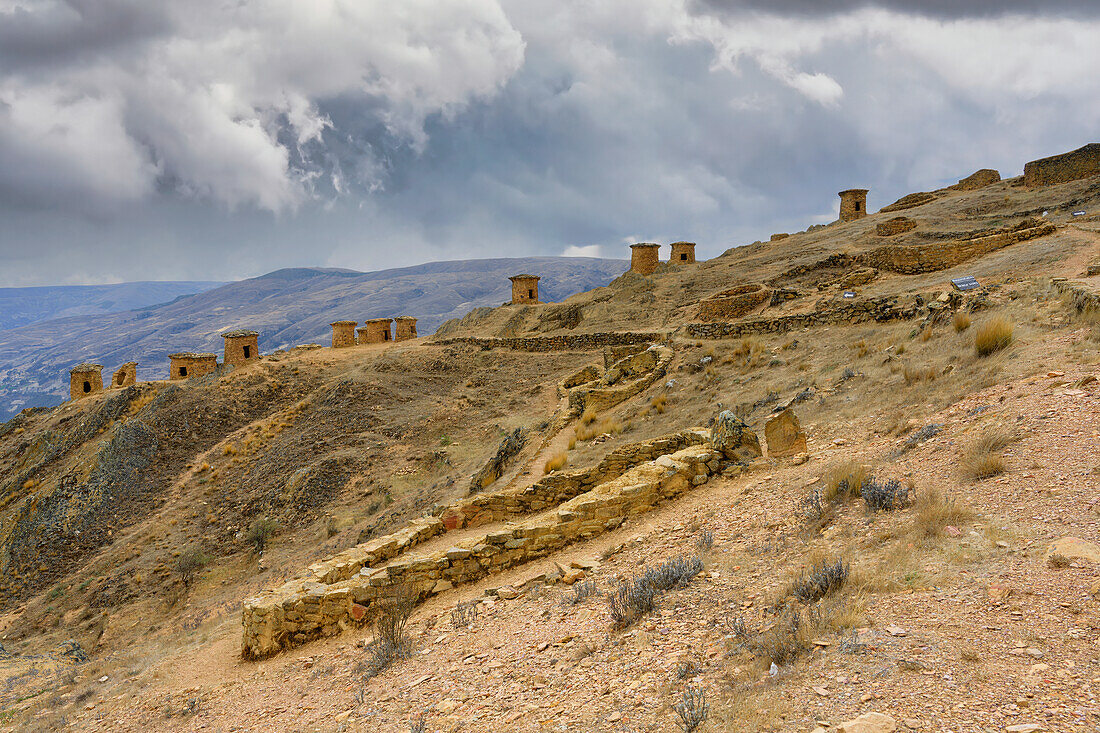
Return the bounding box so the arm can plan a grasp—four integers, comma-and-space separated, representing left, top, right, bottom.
0, 257, 626, 421
2, 155, 1100, 732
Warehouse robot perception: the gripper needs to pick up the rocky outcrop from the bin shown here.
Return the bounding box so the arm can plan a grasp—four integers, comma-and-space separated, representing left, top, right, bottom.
562, 345, 673, 414
1045, 536, 1100, 564
710, 411, 761, 462
764, 409, 807, 458
879, 191, 938, 213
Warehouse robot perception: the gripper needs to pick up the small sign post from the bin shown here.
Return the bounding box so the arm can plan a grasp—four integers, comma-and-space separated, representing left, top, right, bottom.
842, 291, 856, 299
951, 276, 980, 292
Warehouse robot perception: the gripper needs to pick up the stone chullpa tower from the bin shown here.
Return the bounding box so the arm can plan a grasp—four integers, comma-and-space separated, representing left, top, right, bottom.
629, 243, 661, 275
169, 353, 217, 380
222, 329, 259, 368
330, 321, 358, 348
509, 274, 540, 305
669, 242, 696, 264
838, 189, 869, 222
358, 318, 393, 344
394, 316, 418, 341
69, 363, 103, 399
111, 362, 137, 388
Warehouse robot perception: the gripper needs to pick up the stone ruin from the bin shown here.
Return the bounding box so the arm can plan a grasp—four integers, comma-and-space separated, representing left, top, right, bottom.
69, 363, 103, 400
696, 284, 771, 321
770, 233, 790, 242
1024, 143, 1100, 187
222, 329, 259, 368
950, 169, 1000, 191
509, 274, 540, 305
394, 316, 418, 341
669, 242, 696, 264
629, 243, 661, 275
111, 362, 137, 388
169, 353, 217, 380
330, 320, 358, 348
875, 216, 917, 236
838, 188, 869, 222
357, 318, 393, 344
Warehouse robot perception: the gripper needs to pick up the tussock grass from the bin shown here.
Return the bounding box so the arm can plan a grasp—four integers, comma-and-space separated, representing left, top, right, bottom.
954, 311, 971, 332
974, 316, 1014, 356
919, 326, 934, 343
962, 426, 1014, 480
543, 451, 568, 473
822, 460, 870, 502
912, 486, 974, 539
903, 364, 937, 385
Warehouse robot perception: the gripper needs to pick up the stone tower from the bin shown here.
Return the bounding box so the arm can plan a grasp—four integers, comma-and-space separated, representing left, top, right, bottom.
222, 329, 259, 367
358, 318, 393, 344
169, 353, 217, 380
111, 362, 137, 388
394, 316, 418, 341
509, 274, 540, 304
629, 243, 661, 275
330, 321, 358, 348
669, 242, 696, 264
69, 363, 103, 399
838, 189, 869, 222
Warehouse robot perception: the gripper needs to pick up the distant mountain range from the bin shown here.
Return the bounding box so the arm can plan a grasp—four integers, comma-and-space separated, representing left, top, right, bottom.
0, 257, 627, 421
0, 281, 224, 332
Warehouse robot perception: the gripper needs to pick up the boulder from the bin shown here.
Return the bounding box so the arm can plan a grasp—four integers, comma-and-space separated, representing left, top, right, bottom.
1044, 536, 1100, 564
710, 411, 762, 462
835, 712, 897, 733
764, 409, 808, 458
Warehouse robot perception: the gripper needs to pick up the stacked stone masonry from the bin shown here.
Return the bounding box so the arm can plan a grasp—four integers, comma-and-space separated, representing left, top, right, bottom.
1024, 144, 1100, 187
559, 345, 672, 414
330, 321, 358, 348
433, 331, 666, 352
394, 317, 418, 341
696, 284, 770, 321
685, 295, 920, 339
950, 169, 1000, 191
169, 353, 217, 380
838, 189, 869, 222
241, 436, 717, 658
111, 362, 137, 389
358, 318, 393, 344
669, 242, 696, 264
69, 364, 103, 399
861, 220, 1055, 275
875, 217, 917, 237
509, 275, 541, 304
629, 243, 661, 275
222, 330, 259, 367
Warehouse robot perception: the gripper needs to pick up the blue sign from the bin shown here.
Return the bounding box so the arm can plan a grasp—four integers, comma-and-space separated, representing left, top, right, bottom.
842, 291, 856, 299
951, 276, 980, 291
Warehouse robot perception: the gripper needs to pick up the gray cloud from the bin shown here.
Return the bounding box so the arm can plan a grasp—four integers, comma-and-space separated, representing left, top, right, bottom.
688, 0, 1100, 18
2, 0, 1100, 286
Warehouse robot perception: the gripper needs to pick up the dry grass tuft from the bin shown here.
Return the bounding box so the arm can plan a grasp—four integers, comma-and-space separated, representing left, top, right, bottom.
821, 460, 870, 502
544, 451, 568, 473
974, 315, 1014, 356
954, 311, 971, 332
962, 426, 1014, 480
650, 393, 668, 414
903, 364, 938, 385
919, 326, 934, 342
911, 486, 974, 539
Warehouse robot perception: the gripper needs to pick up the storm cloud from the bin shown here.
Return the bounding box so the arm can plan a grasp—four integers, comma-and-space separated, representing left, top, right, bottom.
1, 0, 1098, 285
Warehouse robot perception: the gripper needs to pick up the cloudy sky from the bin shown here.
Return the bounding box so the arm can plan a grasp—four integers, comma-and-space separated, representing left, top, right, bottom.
0, 0, 1097, 286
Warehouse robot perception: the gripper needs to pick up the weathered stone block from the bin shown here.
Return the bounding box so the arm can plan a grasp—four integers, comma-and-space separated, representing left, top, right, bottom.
710, 411, 763, 462
764, 408, 808, 458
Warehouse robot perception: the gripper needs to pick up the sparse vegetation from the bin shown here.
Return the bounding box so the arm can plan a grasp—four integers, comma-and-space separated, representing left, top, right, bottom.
672, 685, 708, 732
954, 311, 971, 332
861, 477, 911, 511
566, 579, 599, 605
822, 460, 870, 502
608, 554, 702, 628
544, 451, 568, 473
962, 426, 1014, 480
912, 486, 974, 539
361, 594, 415, 679
903, 364, 937, 385
695, 528, 714, 552
173, 548, 210, 587
245, 518, 279, 554
792, 558, 849, 603
974, 315, 1014, 356
451, 600, 479, 628
1047, 552, 1070, 569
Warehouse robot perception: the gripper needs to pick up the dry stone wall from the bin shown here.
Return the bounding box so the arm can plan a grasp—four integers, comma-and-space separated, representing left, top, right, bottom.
1053, 278, 1100, 313
861, 220, 1055, 275
1024, 144, 1100, 187
241, 436, 717, 658
561, 345, 672, 414
433, 332, 666, 352
696, 285, 770, 321
684, 296, 919, 339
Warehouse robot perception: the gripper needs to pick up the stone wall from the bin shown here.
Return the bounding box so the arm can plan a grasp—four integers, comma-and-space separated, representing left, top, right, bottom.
950, 169, 1000, 191
879, 191, 937, 213
629, 244, 661, 275
1053, 278, 1100, 313
684, 295, 919, 339
169, 353, 217, 380
110, 362, 137, 389
696, 284, 770, 321
330, 321, 357, 348
561, 345, 672, 414
510, 275, 540, 304
358, 318, 393, 344
860, 220, 1055, 275
222, 331, 259, 368
875, 217, 917, 236
69, 364, 103, 400
395, 317, 418, 341
1024, 144, 1100, 187
432, 331, 666, 352
241, 440, 719, 658
669, 242, 696, 264
838, 189, 868, 222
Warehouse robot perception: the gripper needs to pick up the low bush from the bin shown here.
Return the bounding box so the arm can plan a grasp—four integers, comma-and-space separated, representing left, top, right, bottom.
173, 548, 211, 587
544, 451, 568, 473
974, 316, 1014, 356
245, 518, 279, 554
822, 461, 870, 502
861, 477, 911, 511
911, 486, 974, 539
608, 554, 702, 628
673, 686, 709, 732
362, 594, 415, 679
792, 559, 849, 603
962, 427, 1014, 480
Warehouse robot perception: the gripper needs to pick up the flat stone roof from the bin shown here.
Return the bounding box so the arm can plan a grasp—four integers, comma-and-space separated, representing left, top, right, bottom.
330, 320, 358, 326
70, 363, 102, 372
838, 188, 869, 195
169, 352, 217, 359
630, 242, 660, 248
394, 316, 417, 321
364, 317, 393, 323
222, 329, 259, 338
509, 274, 540, 280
